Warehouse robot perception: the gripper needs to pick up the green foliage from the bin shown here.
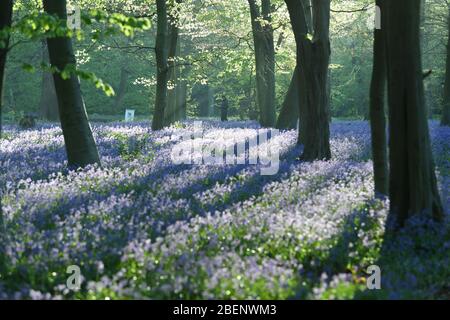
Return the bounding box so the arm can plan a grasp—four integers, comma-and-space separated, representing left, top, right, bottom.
109, 132, 154, 161
3, 0, 449, 121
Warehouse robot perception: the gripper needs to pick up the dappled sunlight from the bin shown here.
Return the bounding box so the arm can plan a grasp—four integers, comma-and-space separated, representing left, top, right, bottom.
1, 120, 448, 299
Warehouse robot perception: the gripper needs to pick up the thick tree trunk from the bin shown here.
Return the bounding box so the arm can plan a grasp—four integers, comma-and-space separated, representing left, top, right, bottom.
152, 0, 169, 131
43, 0, 101, 168
113, 66, 129, 111
369, 0, 388, 196
276, 65, 299, 129
248, 0, 276, 128
385, 0, 443, 226
285, 0, 331, 161
39, 40, 59, 121
442, 6, 450, 126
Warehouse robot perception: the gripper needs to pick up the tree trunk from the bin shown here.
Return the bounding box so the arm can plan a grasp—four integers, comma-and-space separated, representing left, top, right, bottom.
152, 0, 169, 131
0, 0, 13, 252
177, 78, 187, 121
0, 0, 12, 140
113, 66, 129, 112
276, 65, 299, 129
39, 40, 59, 121
248, 0, 276, 128
165, 16, 179, 126
385, 0, 443, 226
285, 0, 331, 161
442, 5, 450, 126
43, 0, 101, 168
369, 0, 388, 196
276, 0, 311, 130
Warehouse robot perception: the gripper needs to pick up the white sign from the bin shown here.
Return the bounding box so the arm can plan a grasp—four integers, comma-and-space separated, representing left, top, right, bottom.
125, 109, 135, 122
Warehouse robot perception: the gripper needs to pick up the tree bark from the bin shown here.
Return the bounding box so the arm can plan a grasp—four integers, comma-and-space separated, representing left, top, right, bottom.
39, 40, 59, 121
285, 0, 331, 161
248, 0, 276, 128
165, 14, 179, 126
369, 0, 388, 196
276, 65, 299, 129
152, 0, 169, 131
276, 0, 311, 130
43, 0, 101, 168
442, 5, 450, 126
177, 77, 187, 121
0, 0, 13, 251
385, 0, 443, 226
0, 0, 12, 140
113, 66, 129, 112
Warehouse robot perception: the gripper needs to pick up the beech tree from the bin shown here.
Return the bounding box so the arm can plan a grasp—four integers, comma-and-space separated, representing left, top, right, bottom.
0, 0, 13, 140
164, 0, 184, 126
39, 40, 59, 121
285, 0, 331, 161
0, 0, 12, 264
384, 0, 443, 226
442, 4, 450, 126
43, 0, 101, 168
248, 0, 276, 128
276, 0, 312, 130
152, 0, 169, 130
275, 65, 299, 129
369, 0, 388, 196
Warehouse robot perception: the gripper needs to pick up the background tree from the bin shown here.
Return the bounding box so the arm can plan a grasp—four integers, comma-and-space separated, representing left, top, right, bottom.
248, 0, 276, 128
0, 0, 13, 139
369, 0, 388, 196
43, 0, 101, 167
385, 0, 443, 226
38, 40, 59, 121
152, 0, 169, 130
442, 3, 450, 126
164, 0, 184, 126
0, 0, 13, 269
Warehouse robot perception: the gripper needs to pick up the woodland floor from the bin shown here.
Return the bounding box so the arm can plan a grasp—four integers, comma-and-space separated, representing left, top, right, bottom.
0, 120, 449, 299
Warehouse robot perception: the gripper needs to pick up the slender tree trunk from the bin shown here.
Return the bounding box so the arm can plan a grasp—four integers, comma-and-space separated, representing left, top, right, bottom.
177, 77, 187, 120
0, 0, 13, 267
276, 0, 311, 130
113, 66, 129, 111
39, 40, 59, 121
152, 0, 169, 131
248, 0, 276, 128
165, 15, 179, 126
276, 66, 299, 129
0, 0, 12, 141
369, 0, 388, 196
385, 0, 443, 226
442, 5, 450, 126
285, 0, 331, 161
43, 0, 101, 168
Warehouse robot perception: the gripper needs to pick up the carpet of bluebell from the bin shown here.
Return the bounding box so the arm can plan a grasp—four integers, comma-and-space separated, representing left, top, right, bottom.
0, 120, 449, 299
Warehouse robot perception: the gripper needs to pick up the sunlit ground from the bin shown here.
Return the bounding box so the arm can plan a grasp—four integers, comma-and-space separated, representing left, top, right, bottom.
0, 120, 449, 299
